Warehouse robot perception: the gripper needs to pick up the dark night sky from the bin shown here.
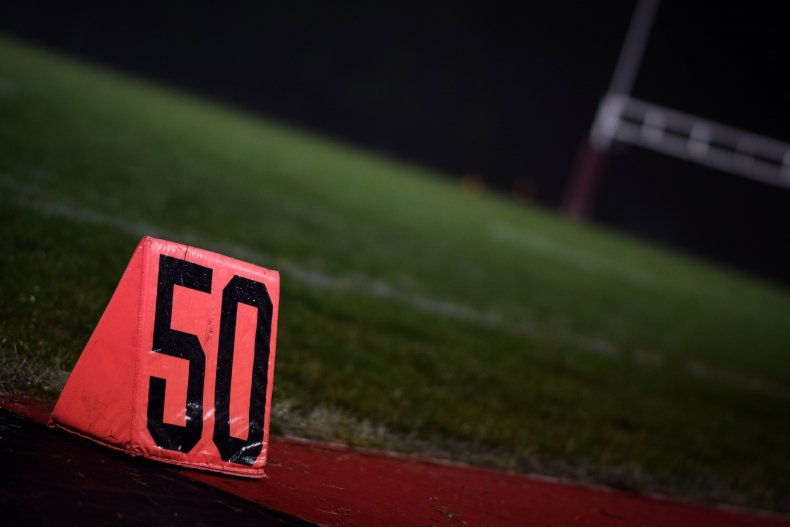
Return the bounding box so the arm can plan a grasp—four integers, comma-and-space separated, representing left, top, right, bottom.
1, 1, 788, 284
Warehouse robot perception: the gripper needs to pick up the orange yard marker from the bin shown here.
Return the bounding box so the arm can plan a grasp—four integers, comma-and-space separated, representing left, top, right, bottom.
49, 237, 280, 477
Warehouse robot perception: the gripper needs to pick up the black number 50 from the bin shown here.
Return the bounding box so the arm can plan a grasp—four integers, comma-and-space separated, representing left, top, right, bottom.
147, 254, 273, 466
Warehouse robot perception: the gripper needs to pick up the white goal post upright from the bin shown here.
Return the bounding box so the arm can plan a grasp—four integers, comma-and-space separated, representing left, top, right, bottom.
563, 0, 660, 218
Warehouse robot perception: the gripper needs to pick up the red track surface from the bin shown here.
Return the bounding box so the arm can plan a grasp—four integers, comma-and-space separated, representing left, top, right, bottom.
3, 397, 787, 527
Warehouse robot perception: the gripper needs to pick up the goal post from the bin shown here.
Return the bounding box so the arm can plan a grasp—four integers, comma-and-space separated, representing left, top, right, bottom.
562, 0, 790, 218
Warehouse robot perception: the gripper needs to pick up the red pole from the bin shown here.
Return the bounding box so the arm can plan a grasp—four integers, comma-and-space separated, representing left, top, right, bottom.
563, 0, 659, 219
562, 140, 608, 219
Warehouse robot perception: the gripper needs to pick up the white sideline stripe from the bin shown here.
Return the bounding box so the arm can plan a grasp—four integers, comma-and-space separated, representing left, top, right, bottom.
1, 175, 516, 331
0, 175, 619, 356
489, 222, 657, 287
0, 78, 17, 96
2, 175, 786, 400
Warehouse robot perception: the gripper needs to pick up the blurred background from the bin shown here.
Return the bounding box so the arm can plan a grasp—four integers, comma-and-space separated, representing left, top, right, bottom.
2, 0, 788, 284
4, 1, 790, 512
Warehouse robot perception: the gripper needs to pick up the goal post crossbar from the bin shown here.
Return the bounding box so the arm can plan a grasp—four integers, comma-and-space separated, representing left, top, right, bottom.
592, 93, 790, 190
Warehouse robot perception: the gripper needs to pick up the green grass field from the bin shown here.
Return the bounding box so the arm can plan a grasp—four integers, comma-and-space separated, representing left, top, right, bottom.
2, 36, 789, 512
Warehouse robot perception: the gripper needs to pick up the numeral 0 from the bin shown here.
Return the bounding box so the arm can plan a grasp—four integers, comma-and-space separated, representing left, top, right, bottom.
147, 255, 273, 466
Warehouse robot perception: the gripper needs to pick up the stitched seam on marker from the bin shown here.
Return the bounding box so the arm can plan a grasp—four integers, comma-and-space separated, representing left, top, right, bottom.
52, 422, 264, 477
129, 238, 149, 453
261, 275, 280, 467
267, 273, 281, 462
143, 451, 263, 476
